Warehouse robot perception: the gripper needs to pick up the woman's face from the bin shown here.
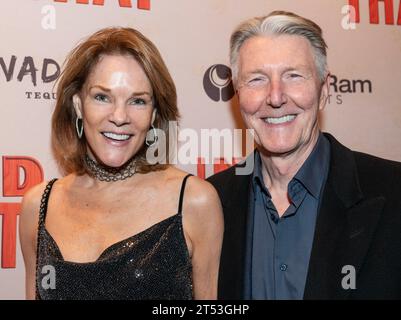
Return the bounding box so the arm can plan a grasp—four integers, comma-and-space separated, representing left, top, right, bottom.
73, 54, 154, 168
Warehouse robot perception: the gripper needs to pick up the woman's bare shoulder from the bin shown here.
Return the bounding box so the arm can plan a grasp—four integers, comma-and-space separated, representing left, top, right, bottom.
162, 166, 220, 204
19, 180, 50, 246
20, 176, 70, 222
164, 168, 222, 225
20, 181, 48, 217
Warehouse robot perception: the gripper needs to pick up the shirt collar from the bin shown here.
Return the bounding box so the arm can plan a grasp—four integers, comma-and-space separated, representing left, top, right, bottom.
293, 132, 331, 199
252, 132, 331, 200
252, 150, 270, 196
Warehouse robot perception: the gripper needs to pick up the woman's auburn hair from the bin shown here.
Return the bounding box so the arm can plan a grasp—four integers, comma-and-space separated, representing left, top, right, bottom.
51, 27, 179, 175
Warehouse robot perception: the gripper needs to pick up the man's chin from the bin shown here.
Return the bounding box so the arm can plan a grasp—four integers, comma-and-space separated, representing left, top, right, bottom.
257, 143, 297, 157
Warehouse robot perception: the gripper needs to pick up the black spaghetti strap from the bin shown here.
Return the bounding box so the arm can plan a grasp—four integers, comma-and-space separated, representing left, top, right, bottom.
35, 178, 57, 300
38, 178, 58, 227
177, 174, 193, 215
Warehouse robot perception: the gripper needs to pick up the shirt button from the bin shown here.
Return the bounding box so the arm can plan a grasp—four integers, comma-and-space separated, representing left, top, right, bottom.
280, 264, 288, 271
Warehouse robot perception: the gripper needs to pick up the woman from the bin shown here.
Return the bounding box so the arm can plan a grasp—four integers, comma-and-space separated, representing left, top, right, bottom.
19, 27, 223, 300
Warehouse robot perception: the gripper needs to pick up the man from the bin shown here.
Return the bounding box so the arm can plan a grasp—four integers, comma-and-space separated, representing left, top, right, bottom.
208, 11, 401, 299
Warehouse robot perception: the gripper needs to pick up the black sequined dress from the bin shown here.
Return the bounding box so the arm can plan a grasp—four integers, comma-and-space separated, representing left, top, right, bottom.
35, 175, 193, 300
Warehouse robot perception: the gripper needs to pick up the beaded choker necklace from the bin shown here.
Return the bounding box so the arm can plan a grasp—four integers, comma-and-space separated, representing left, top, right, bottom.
84, 155, 137, 182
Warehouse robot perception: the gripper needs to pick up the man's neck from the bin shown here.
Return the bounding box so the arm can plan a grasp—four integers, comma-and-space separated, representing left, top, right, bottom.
259, 131, 320, 192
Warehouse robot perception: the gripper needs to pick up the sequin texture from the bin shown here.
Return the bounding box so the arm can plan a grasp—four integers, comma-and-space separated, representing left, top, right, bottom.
35, 177, 193, 300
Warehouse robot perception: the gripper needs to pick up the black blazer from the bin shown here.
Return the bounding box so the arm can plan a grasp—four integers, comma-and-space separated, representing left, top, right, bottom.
208, 133, 401, 299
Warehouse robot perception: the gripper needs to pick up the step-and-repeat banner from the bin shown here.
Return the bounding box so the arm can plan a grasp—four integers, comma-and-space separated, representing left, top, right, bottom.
1, 0, 400, 299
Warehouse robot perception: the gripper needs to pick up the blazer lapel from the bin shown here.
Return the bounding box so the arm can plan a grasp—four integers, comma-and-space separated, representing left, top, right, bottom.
304, 134, 385, 299
217, 164, 252, 299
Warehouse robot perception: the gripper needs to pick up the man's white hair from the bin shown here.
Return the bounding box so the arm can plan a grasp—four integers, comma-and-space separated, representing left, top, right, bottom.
230, 11, 328, 86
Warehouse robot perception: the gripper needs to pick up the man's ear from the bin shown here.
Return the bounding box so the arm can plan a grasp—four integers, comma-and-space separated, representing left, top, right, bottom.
151, 108, 157, 125
73, 94, 83, 118
319, 73, 330, 111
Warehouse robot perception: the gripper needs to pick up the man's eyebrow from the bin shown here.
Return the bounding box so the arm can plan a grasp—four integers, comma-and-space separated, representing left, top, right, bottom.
242, 68, 266, 75
283, 64, 311, 71
238, 69, 267, 81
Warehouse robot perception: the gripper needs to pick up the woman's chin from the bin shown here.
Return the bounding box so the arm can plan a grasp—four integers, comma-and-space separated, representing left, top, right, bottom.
95, 156, 132, 168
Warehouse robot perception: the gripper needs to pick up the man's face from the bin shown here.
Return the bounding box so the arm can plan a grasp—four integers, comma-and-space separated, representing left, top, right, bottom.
237, 34, 328, 157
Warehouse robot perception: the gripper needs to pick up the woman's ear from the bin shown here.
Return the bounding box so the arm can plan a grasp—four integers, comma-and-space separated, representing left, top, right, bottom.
73, 94, 83, 118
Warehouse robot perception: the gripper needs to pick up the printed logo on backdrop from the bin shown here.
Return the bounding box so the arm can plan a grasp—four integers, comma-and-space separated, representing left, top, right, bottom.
343, 0, 401, 29
0, 157, 44, 269
0, 55, 60, 100
328, 74, 373, 105
42, 1, 151, 30
42, 0, 151, 28
51, 0, 150, 10
203, 64, 235, 102
0, 1, 153, 99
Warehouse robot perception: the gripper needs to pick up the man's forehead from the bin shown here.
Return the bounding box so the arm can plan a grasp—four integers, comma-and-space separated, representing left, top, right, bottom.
238, 35, 316, 71
240, 34, 313, 54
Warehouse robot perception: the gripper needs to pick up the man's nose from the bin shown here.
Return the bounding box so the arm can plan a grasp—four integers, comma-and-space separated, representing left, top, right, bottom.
266, 78, 287, 108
